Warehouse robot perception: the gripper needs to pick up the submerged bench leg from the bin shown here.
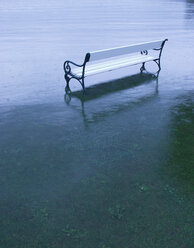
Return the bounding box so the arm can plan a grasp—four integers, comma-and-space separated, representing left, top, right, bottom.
64, 73, 86, 94
140, 62, 146, 72
81, 78, 86, 94
154, 59, 161, 72
65, 74, 71, 93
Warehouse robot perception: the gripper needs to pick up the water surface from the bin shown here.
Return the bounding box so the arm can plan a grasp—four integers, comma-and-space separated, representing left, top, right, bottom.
0, 0, 194, 247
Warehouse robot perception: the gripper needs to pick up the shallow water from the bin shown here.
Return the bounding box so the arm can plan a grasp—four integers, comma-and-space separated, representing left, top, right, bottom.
0, 0, 194, 247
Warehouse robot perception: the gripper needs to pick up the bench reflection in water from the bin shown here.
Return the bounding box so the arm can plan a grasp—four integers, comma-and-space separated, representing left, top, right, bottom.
64, 73, 159, 124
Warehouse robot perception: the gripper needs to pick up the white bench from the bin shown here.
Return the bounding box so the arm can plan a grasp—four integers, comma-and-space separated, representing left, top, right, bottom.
64, 39, 168, 93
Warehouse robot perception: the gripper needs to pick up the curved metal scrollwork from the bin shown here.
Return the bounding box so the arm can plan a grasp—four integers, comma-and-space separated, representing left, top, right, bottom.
64, 61, 71, 74
64, 60, 84, 74
63, 58, 88, 94
141, 50, 148, 55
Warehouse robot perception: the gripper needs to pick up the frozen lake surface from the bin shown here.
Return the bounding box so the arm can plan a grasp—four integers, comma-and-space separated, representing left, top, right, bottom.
0, 0, 194, 247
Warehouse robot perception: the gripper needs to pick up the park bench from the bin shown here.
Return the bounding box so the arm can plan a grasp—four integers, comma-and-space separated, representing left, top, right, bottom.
64, 39, 168, 93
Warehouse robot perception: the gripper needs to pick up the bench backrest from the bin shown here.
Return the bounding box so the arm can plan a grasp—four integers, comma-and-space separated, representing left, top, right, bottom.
87, 39, 166, 62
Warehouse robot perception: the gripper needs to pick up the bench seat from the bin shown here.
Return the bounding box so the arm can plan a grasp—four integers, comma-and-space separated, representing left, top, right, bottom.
73, 54, 156, 77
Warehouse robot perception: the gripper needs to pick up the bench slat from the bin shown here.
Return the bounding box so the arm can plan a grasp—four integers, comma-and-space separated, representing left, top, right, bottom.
89, 40, 163, 62
74, 55, 155, 77
86, 54, 156, 71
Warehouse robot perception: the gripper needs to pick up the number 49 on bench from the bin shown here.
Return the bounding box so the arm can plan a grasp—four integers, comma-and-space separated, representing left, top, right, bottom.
64, 39, 168, 93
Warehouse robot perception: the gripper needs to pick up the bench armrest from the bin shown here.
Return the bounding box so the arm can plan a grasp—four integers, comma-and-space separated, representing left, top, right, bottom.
64, 60, 84, 74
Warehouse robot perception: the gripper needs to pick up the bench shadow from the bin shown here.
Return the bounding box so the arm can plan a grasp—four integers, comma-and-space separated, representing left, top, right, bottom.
65, 72, 158, 100
64, 72, 159, 124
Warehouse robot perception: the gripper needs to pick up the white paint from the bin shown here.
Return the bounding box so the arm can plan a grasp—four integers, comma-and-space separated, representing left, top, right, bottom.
88, 40, 164, 62
74, 55, 155, 77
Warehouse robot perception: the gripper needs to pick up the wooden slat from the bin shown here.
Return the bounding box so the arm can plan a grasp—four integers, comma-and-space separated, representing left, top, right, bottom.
74, 55, 155, 77
88, 40, 164, 62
